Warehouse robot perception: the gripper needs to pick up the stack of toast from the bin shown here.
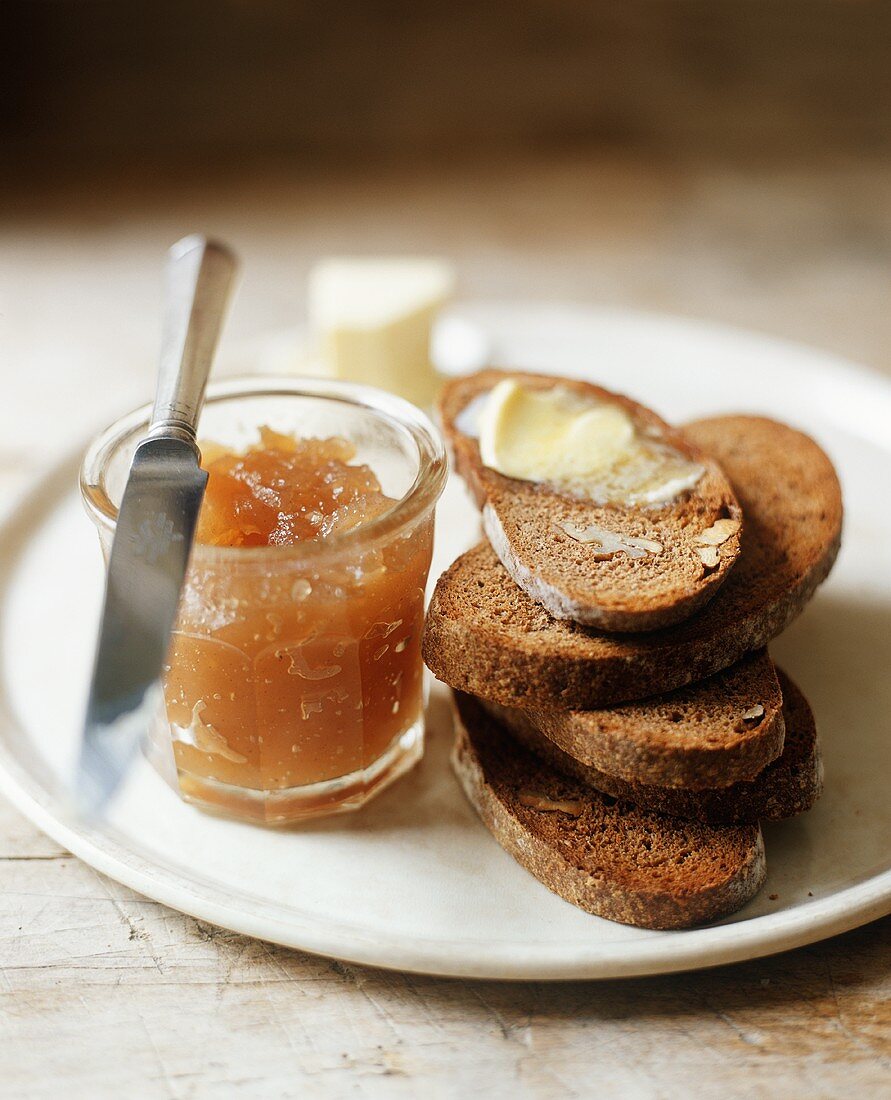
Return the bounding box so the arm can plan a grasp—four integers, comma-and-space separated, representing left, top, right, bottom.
423, 369, 843, 929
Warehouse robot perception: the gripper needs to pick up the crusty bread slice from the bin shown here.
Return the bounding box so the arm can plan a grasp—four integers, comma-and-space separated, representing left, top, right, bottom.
483, 669, 821, 825
439, 369, 743, 631
482, 649, 786, 790
451, 692, 767, 929
423, 416, 842, 709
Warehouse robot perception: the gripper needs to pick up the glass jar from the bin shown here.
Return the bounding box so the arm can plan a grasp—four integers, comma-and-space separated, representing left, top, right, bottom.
80, 376, 447, 825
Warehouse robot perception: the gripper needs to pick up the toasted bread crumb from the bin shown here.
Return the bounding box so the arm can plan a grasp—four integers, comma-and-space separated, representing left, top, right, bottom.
452, 693, 768, 929
487, 669, 821, 825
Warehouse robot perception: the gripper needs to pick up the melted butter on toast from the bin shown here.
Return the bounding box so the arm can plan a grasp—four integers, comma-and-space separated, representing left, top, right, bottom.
469, 379, 704, 506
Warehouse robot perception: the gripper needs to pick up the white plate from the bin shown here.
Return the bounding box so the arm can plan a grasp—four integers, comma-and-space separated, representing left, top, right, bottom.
1, 302, 890, 980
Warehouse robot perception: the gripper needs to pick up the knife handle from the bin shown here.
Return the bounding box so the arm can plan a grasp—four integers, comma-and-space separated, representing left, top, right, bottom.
149, 235, 240, 445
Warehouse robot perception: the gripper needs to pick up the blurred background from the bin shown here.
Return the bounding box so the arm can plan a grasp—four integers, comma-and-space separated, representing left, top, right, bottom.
2, 0, 891, 481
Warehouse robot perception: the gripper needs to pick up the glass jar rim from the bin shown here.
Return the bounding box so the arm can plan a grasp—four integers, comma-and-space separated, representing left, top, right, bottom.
80, 374, 448, 565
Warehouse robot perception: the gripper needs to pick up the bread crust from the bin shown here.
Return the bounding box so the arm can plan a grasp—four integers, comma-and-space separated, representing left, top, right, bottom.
439, 369, 743, 631
423, 416, 842, 709
451, 692, 767, 929
483, 669, 821, 825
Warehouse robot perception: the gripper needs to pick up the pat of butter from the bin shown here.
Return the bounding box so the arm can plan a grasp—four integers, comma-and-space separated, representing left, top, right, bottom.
308, 258, 455, 407
475, 380, 704, 506
479, 381, 634, 483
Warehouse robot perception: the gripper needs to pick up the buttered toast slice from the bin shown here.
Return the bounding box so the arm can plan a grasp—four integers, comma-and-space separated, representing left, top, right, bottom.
483, 669, 821, 825
451, 692, 767, 929
424, 416, 842, 710
483, 649, 786, 791
439, 369, 742, 631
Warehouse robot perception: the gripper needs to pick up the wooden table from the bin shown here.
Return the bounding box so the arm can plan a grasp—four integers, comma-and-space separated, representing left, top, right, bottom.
1, 154, 889, 1097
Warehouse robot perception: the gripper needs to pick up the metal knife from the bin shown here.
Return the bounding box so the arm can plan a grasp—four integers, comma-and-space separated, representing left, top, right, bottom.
76, 235, 239, 814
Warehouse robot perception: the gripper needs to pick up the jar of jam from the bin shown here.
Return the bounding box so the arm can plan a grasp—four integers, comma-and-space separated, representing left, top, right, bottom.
80, 377, 447, 824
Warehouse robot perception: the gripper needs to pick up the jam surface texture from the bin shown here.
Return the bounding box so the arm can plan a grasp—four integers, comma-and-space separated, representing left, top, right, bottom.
160, 428, 432, 821
196, 426, 395, 547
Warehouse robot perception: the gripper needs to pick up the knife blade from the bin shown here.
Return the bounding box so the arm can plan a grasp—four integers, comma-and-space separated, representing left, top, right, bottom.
77, 236, 239, 813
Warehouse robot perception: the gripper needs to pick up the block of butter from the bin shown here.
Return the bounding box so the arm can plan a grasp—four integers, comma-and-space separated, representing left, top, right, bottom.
307, 257, 455, 408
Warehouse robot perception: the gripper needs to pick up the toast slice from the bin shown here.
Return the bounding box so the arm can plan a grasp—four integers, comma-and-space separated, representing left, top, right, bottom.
439, 369, 743, 631
451, 692, 767, 929
424, 416, 842, 709
483, 649, 786, 791
483, 669, 821, 825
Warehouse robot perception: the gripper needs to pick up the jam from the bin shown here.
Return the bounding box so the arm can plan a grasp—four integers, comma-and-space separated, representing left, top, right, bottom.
195, 427, 394, 547
160, 427, 433, 822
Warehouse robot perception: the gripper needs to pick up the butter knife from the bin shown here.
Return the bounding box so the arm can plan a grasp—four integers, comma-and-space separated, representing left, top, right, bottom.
76, 235, 239, 814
